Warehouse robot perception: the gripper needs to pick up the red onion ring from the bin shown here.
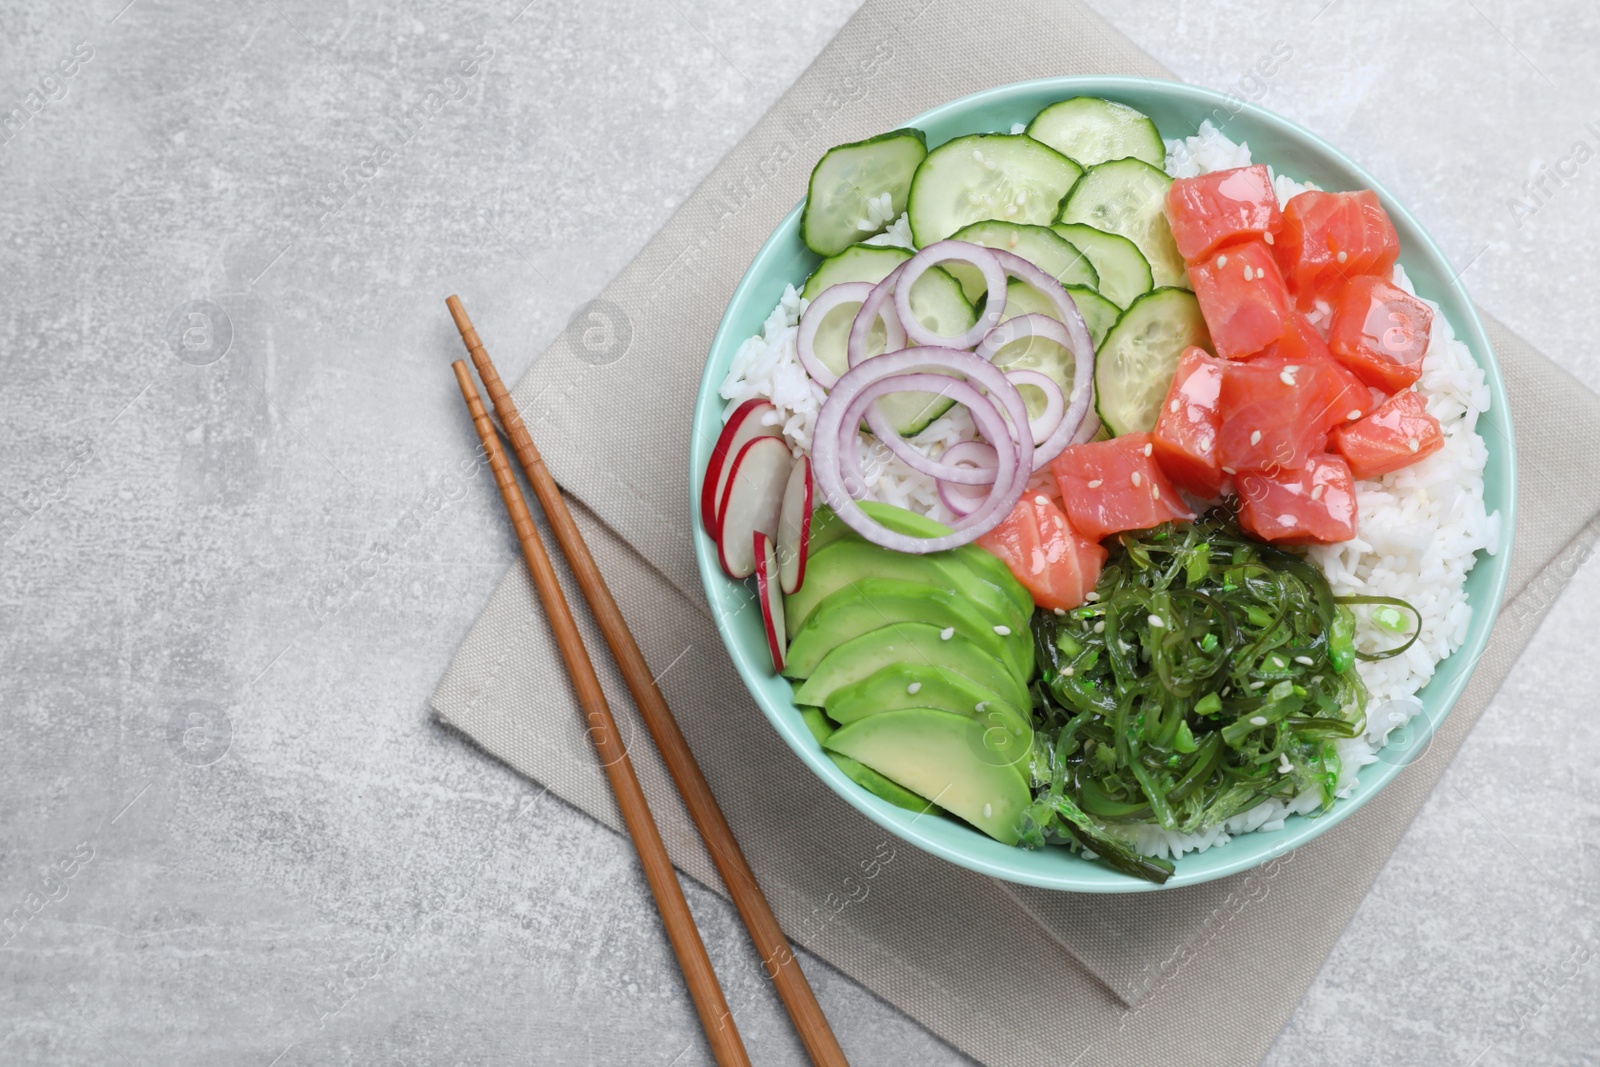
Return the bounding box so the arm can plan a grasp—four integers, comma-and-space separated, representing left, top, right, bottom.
847, 264, 908, 369
795, 281, 872, 388
1002, 368, 1065, 445
936, 441, 998, 518
893, 241, 1007, 350
812, 349, 1031, 552
975, 310, 1095, 469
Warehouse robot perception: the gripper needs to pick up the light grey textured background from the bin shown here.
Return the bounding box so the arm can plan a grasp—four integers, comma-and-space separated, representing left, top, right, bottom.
1, 1, 1596, 1065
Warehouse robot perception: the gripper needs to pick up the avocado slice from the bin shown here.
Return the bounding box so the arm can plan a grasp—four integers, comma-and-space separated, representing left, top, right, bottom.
824, 708, 1034, 845
799, 706, 938, 815
792, 623, 1029, 712
825, 664, 1032, 779
785, 537, 1025, 635
782, 578, 1033, 681
806, 503, 1034, 620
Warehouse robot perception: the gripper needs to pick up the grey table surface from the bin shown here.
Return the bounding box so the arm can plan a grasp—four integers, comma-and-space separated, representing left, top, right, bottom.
2, 1, 1597, 1064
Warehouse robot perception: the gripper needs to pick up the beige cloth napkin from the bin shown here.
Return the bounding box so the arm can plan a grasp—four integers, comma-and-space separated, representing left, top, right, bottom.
431, 1, 1600, 1062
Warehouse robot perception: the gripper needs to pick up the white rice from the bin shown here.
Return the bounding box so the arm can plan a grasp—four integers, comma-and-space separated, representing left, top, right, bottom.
719, 120, 1500, 860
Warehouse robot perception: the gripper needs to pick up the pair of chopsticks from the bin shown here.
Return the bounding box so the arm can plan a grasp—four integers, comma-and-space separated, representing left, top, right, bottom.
446, 297, 847, 1067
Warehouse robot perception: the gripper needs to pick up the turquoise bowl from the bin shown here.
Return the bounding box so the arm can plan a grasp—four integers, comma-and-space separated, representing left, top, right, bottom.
690, 77, 1516, 892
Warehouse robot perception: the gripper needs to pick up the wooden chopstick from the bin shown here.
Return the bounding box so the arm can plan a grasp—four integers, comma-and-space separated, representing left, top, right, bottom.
451, 361, 751, 1067
447, 297, 848, 1067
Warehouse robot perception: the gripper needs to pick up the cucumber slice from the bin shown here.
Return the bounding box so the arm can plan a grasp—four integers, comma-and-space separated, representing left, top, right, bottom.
1050, 223, 1154, 308
943, 220, 1097, 302
907, 134, 1082, 247
801, 243, 911, 301
1063, 285, 1120, 350
1026, 97, 1165, 168
801, 129, 928, 257
1094, 288, 1212, 436
987, 280, 1081, 422
1057, 158, 1189, 290
803, 257, 975, 435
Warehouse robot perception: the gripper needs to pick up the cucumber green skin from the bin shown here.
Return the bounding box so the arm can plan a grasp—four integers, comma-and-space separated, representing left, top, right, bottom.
907, 133, 1083, 247
1057, 158, 1189, 291
801, 128, 927, 257
1063, 285, 1121, 349
1094, 287, 1213, 436
784, 537, 1027, 636
1051, 223, 1154, 309
791, 623, 1030, 713
1026, 96, 1165, 168
782, 577, 1033, 681
943, 220, 1097, 301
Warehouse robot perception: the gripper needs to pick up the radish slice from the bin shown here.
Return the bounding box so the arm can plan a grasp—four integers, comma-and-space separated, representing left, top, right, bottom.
701, 399, 781, 541
753, 530, 786, 672
776, 456, 813, 595
716, 435, 794, 578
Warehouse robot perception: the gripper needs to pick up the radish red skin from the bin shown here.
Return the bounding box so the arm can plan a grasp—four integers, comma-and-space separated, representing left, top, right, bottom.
716, 435, 793, 578
701, 398, 780, 543
753, 530, 787, 671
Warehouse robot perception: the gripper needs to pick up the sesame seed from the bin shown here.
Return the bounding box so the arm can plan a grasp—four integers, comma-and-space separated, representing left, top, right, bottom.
1243, 264, 1254, 281
1053, 607, 1066, 616
1085, 591, 1099, 601
1295, 655, 1315, 666
1311, 484, 1325, 500
1278, 757, 1293, 774
939, 626, 955, 641
1278, 513, 1295, 526
1170, 398, 1181, 413
1148, 614, 1165, 628
907, 682, 922, 695
1250, 430, 1262, 445
1152, 485, 1162, 501
1199, 434, 1215, 452
1216, 254, 1228, 268
972, 148, 984, 161
1094, 621, 1106, 633
983, 802, 993, 818
1087, 478, 1102, 488
1250, 715, 1268, 725
1407, 437, 1420, 453
1279, 369, 1296, 386
1131, 472, 1142, 487
1063, 667, 1075, 677
993, 625, 1011, 636
1222, 466, 1237, 475
1347, 408, 1362, 420
1250, 680, 1266, 690
974, 702, 988, 713
1263, 231, 1275, 245
1143, 443, 1153, 457
1336, 250, 1348, 263
1035, 494, 1050, 506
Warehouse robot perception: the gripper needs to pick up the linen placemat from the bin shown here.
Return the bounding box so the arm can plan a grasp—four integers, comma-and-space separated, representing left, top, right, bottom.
432, 1, 1600, 1062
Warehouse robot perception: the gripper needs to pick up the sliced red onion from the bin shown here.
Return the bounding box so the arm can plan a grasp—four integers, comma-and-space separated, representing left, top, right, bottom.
894, 241, 1007, 350
847, 264, 908, 369
936, 441, 998, 518
795, 281, 873, 389
1003, 368, 1065, 445
853, 346, 1033, 485
976, 310, 1095, 469
812, 349, 1031, 552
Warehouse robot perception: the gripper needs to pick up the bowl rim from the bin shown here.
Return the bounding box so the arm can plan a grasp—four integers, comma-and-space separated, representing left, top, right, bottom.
690, 75, 1517, 893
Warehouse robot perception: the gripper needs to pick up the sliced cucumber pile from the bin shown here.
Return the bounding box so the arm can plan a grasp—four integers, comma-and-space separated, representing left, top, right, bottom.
801, 244, 975, 435
1050, 222, 1153, 309
906, 134, 1082, 246
802, 129, 927, 256
942, 220, 1097, 301
1057, 158, 1188, 290
1026, 96, 1165, 168
1094, 287, 1212, 436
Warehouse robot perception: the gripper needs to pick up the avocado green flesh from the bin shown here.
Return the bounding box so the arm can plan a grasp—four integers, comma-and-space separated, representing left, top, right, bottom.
782, 578, 1031, 681
824, 709, 1033, 845
791, 623, 1028, 713
827, 664, 1033, 783
784, 538, 1025, 636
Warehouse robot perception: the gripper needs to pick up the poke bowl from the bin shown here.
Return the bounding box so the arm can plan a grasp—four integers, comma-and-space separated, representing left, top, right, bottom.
690, 77, 1515, 892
